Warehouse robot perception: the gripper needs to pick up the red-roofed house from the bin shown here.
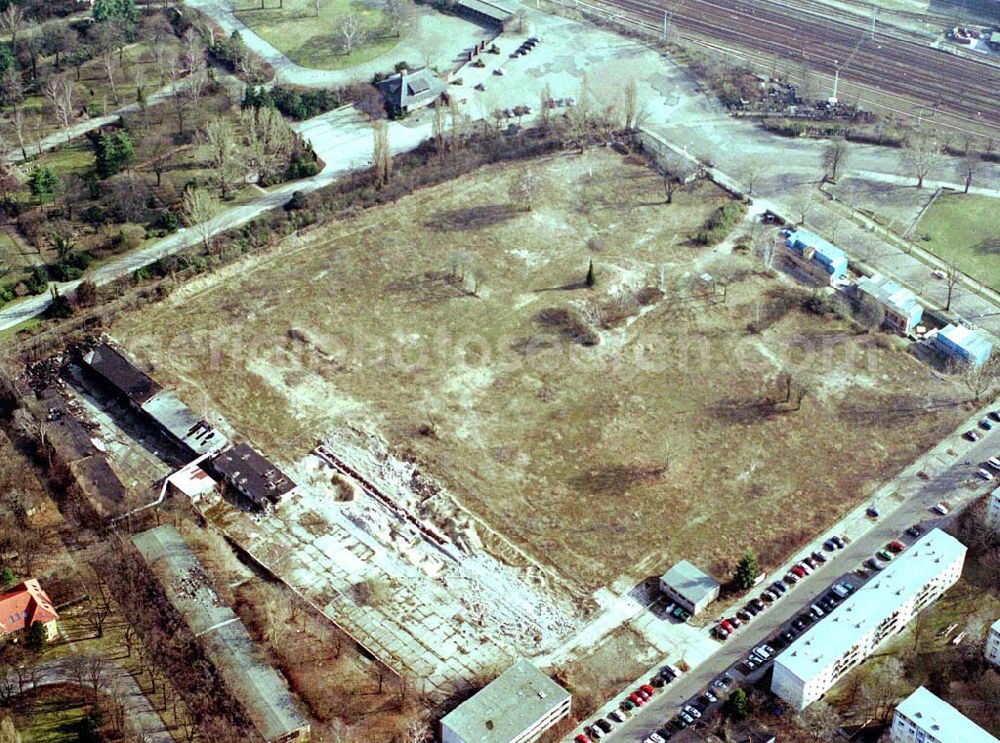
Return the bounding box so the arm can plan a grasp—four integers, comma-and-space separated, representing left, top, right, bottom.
0, 579, 59, 642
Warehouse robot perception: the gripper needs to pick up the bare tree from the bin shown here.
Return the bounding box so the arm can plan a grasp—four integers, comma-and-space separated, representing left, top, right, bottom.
84, 579, 114, 638
900, 133, 942, 188
239, 106, 295, 183
181, 28, 204, 72
794, 699, 840, 742
337, 14, 366, 55
373, 121, 391, 187
85, 654, 108, 693
182, 187, 221, 251
855, 292, 886, 331
43, 76, 75, 139
432, 103, 446, 153
508, 170, 543, 211
384, 0, 415, 35
0, 5, 27, 52
953, 354, 1000, 401
859, 657, 907, 724
958, 150, 980, 194
539, 83, 552, 132
945, 257, 960, 311
186, 59, 209, 129
11, 108, 26, 160
204, 118, 245, 199
622, 78, 638, 132
821, 137, 850, 182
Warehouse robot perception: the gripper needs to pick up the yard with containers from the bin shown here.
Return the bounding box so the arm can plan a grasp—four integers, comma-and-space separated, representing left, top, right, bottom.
109, 147, 972, 597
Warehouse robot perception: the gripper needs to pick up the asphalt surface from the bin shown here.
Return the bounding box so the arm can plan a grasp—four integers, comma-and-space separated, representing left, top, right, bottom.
594, 429, 998, 743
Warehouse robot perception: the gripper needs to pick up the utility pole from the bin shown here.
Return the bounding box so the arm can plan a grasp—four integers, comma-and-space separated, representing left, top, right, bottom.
870, 8, 878, 40
663, 8, 669, 42
831, 60, 839, 102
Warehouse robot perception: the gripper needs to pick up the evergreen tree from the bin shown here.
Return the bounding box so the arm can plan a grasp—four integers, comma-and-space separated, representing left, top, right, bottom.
27, 166, 59, 201
585, 259, 595, 288
92, 0, 138, 24
95, 131, 135, 178
0, 567, 13, 587
725, 688, 751, 722
734, 551, 759, 591
25, 620, 48, 649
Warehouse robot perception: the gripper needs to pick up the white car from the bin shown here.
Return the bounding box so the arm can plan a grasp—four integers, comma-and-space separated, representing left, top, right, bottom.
680, 711, 694, 724
646, 734, 666, 743
979, 468, 994, 481
684, 704, 702, 719
988, 457, 1000, 471
753, 644, 774, 659
932, 502, 950, 515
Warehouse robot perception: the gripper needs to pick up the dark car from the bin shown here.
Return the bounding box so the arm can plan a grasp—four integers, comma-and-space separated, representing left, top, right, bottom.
990, 410, 1000, 422
906, 524, 923, 538
746, 601, 761, 616
752, 598, 766, 612
737, 609, 753, 622
832, 535, 847, 548
980, 418, 994, 431
782, 630, 795, 643
966, 429, 982, 442
595, 718, 613, 734
867, 506, 880, 518
656, 727, 674, 740
793, 618, 807, 631
812, 551, 828, 563
771, 580, 787, 594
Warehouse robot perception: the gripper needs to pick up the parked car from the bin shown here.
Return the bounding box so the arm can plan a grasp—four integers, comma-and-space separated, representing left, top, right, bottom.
651, 673, 666, 688
812, 551, 828, 563
803, 556, 818, 569
932, 502, 950, 515
645, 734, 666, 743
877, 549, 894, 562
832, 584, 850, 599
575, 735, 591, 743
620, 699, 636, 714
745, 602, 761, 616
703, 689, 718, 703
714, 675, 732, 690
791, 565, 807, 578
793, 617, 807, 631
823, 538, 838, 551
586, 726, 604, 740
867, 506, 880, 518
721, 619, 734, 633
782, 630, 795, 643
785, 572, 799, 585
729, 616, 742, 628
684, 704, 702, 719
746, 657, 760, 671
672, 606, 692, 621
966, 430, 981, 442
595, 719, 614, 734
867, 557, 884, 570
751, 598, 766, 612
988, 456, 1000, 471
637, 687, 651, 701
906, 524, 923, 538
832, 535, 847, 548
771, 580, 787, 594
608, 710, 625, 724
629, 692, 645, 707
980, 418, 994, 430
656, 727, 674, 740
990, 410, 1000, 422
979, 468, 995, 481
737, 609, 753, 623
753, 644, 774, 659
679, 711, 694, 725
889, 540, 906, 553
640, 683, 655, 697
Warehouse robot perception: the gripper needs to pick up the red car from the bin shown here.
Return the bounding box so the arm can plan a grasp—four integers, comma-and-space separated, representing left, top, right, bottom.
576, 736, 591, 743
791, 565, 807, 578
721, 619, 734, 633
889, 540, 906, 553
637, 687, 651, 701
630, 692, 645, 707
640, 683, 655, 696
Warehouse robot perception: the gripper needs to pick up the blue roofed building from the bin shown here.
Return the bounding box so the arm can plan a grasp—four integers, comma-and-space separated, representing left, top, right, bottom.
932, 323, 993, 368
782, 228, 848, 284
856, 273, 924, 334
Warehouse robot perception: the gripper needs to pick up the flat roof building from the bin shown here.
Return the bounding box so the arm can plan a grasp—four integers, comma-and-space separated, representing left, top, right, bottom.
782, 228, 848, 284
987, 619, 1000, 668
454, 0, 515, 29
132, 525, 310, 743
890, 686, 998, 743
932, 324, 993, 369
856, 273, 924, 334
141, 391, 228, 457
659, 560, 720, 616
439, 659, 571, 743
212, 443, 297, 510
82, 342, 161, 407
772, 529, 965, 710
987, 487, 1000, 532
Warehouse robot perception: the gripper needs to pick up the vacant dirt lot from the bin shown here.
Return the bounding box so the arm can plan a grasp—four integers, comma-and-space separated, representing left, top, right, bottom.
112, 149, 970, 595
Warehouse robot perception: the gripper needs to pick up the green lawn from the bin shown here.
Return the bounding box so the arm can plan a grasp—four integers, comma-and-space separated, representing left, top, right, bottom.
17, 688, 89, 743
916, 192, 1000, 290
34, 139, 95, 178
235, 0, 401, 70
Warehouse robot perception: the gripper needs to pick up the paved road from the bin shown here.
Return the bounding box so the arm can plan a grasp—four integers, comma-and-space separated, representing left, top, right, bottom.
0, 106, 431, 332
10, 657, 171, 742
596, 427, 999, 742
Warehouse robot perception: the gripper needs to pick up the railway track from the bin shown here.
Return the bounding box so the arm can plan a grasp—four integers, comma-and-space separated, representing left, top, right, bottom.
585, 0, 1000, 134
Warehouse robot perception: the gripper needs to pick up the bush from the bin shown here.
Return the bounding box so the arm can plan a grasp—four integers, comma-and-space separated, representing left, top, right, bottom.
695, 200, 746, 246
133, 266, 153, 283
284, 191, 309, 211
52, 251, 93, 281
118, 224, 146, 250
24, 265, 48, 294
269, 85, 341, 120
285, 154, 319, 180
152, 208, 180, 233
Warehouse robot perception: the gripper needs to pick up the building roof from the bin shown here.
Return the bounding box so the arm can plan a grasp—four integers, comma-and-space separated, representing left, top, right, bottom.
441, 659, 570, 743
0, 579, 58, 636
785, 229, 848, 275
936, 324, 993, 360
991, 618, 1000, 636
167, 460, 218, 498
857, 273, 922, 320
456, 0, 514, 23
775, 529, 965, 684
660, 560, 720, 605
82, 343, 161, 406
896, 687, 999, 743
377, 67, 447, 109
212, 443, 296, 506
141, 391, 228, 457
69, 455, 130, 516
132, 526, 309, 743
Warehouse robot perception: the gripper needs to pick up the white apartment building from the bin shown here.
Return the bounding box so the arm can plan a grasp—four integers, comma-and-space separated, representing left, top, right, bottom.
987, 486, 1000, 531
890, 686, 999, 743
771, 529, 966, 710
440, 659, 571, 743
987, 619, 1000, 667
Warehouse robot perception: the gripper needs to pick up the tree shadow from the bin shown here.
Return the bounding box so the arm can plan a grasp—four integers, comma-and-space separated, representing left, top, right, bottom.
426, 203, 519, 232
383, 270, 470, 303
973, 237, 1000, 255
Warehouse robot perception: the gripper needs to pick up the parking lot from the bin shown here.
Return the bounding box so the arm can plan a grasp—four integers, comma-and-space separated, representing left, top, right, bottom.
571, 400, 1000, 742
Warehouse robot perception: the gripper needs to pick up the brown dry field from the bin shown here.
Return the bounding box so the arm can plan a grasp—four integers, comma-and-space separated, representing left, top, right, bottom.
112, 149, 971, 596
